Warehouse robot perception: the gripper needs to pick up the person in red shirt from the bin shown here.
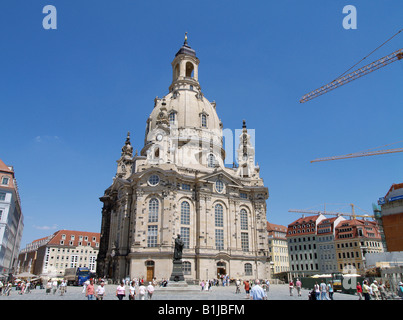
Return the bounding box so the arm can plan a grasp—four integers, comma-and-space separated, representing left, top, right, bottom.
86, 279, 95, 300
356, 282, 363, 300
243, 280, 250, 299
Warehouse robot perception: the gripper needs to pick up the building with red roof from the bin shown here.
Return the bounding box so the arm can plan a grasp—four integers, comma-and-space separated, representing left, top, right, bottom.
267, 222, 289, 275
334, 219, 383, 274
379, 183, 403, 251
17, 230, 100, 278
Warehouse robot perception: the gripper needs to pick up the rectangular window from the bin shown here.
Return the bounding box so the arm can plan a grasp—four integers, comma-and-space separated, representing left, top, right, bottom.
70, 255, 78, 268
215, 229, 224, 250
180, 227, 190, 249
1, 177, 9, 185
147, 225, 158, 247
240, 211, 248, 230
181, 183, 191, 190
0, 192, 6, 201
89, 256, 96, 271
241, 233, 249, 252
240, 193, 248, 199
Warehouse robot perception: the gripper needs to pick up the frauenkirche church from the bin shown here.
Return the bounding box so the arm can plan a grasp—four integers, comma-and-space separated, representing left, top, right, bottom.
97, 35, 270, 283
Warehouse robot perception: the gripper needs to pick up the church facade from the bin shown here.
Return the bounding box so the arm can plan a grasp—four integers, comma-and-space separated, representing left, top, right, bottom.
97, 36, 270, 283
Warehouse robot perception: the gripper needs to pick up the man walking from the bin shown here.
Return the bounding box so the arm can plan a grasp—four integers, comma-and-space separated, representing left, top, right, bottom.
295, 279, 302, 297
250, 279, 267, 300
320, 280, 328, 300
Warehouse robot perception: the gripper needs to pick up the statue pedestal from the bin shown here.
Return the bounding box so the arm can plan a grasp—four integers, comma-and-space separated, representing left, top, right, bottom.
168, 260, 187, 286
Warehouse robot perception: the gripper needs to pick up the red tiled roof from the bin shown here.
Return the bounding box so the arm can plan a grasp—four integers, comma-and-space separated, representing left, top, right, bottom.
267, 221, 287, 233
0, 159, 13, 174
47, 230, 100, 248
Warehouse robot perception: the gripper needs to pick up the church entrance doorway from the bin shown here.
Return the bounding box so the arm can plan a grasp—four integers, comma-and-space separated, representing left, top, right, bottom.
216, 262, 226, 278
146, 260, 155, 282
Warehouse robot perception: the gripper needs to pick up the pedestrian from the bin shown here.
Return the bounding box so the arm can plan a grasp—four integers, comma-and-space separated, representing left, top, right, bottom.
26, 280, 31, 294
52, 279, 58, 295
82, 279, 89, 293
289, 280, 294, 296
85, 279, 95, 300
320, 280, 328, 300
265, 279, 270, 293
362, 280, 371, 300
59, 280, 67, 296
116, 281, 126, 300
0, 280, 3, 295
19, 281, 25, 295
129, 281, 136, 300
356, 282, 363, 300
377, 280, 387, 300
397, 282, 403, 300
235, 279, 241, 294
296, 279, 302, 297
4, 281, 12, 296
139, 282, 146, 300
45, 280, 52, 295
200, 280, 205, 291
314, 282, 320, 300
327, 281, 334, 300
250, 279, 267, 300
243, 280, 250, 299
96, 281, 106, 300
370, 280, 380, 300
147, 282, 155, 299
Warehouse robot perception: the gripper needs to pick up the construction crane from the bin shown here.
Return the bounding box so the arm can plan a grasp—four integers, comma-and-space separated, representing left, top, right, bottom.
289, 203, 375, 220
300, 48, 403, 103
300, 28, 403, 103
311, 141, 403, 163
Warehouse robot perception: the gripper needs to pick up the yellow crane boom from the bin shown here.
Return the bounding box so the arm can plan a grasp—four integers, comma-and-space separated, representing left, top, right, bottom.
311, 147, 403, 163
300, 48, 403, 103
289, 204, 375, 219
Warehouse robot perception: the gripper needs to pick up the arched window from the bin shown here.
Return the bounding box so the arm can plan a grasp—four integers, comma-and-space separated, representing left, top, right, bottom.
149, 198, 159, 222
201, 114, 207, 128
207, 154, 215, 168
181, 201, 190, 225
169, 112, 176, 125
244, 263, 253, 276
240, 209, 248, 230
185, 62, 194, 78
215, 204, 223, 227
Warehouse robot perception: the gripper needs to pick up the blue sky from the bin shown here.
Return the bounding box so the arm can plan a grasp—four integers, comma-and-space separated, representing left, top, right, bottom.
1, 1, 403, 247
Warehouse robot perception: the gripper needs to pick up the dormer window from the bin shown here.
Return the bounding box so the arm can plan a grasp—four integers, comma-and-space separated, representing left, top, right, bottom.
207, 154, 216, 168
200, 113, 208, 128
169, 111, 176, 125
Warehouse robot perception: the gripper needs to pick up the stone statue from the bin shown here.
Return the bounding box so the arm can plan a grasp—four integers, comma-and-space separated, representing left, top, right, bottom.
173, 234, 184, 261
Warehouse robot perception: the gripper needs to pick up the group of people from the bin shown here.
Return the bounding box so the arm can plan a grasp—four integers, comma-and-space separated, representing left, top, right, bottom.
309, 280, 334, 300
240, 279, 270, 300
289, 279, 305, 297
81, 277, 156, 300
356, 279, 403, 300
0, 279, 41, 296
45, 279, 68, 295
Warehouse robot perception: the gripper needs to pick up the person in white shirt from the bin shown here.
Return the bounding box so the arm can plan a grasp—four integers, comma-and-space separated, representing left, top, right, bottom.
59, 280, 67, 296
96, 281, 106, 300
138, 283, 146, 300
147, 282, 155, 299
129, 281, 136, 300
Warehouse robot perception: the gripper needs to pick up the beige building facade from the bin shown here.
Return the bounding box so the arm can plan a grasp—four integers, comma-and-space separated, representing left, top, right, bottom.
97, 37, 270, 283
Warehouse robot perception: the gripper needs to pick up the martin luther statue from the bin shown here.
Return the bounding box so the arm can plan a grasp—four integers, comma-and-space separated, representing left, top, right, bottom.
173, 234, 184, 261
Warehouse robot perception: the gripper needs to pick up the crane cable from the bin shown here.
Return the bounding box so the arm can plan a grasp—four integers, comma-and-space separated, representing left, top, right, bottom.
333, 27, 403, 82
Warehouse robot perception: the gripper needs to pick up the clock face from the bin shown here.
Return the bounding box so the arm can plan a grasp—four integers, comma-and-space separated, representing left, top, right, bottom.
156, 134, 163, 141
